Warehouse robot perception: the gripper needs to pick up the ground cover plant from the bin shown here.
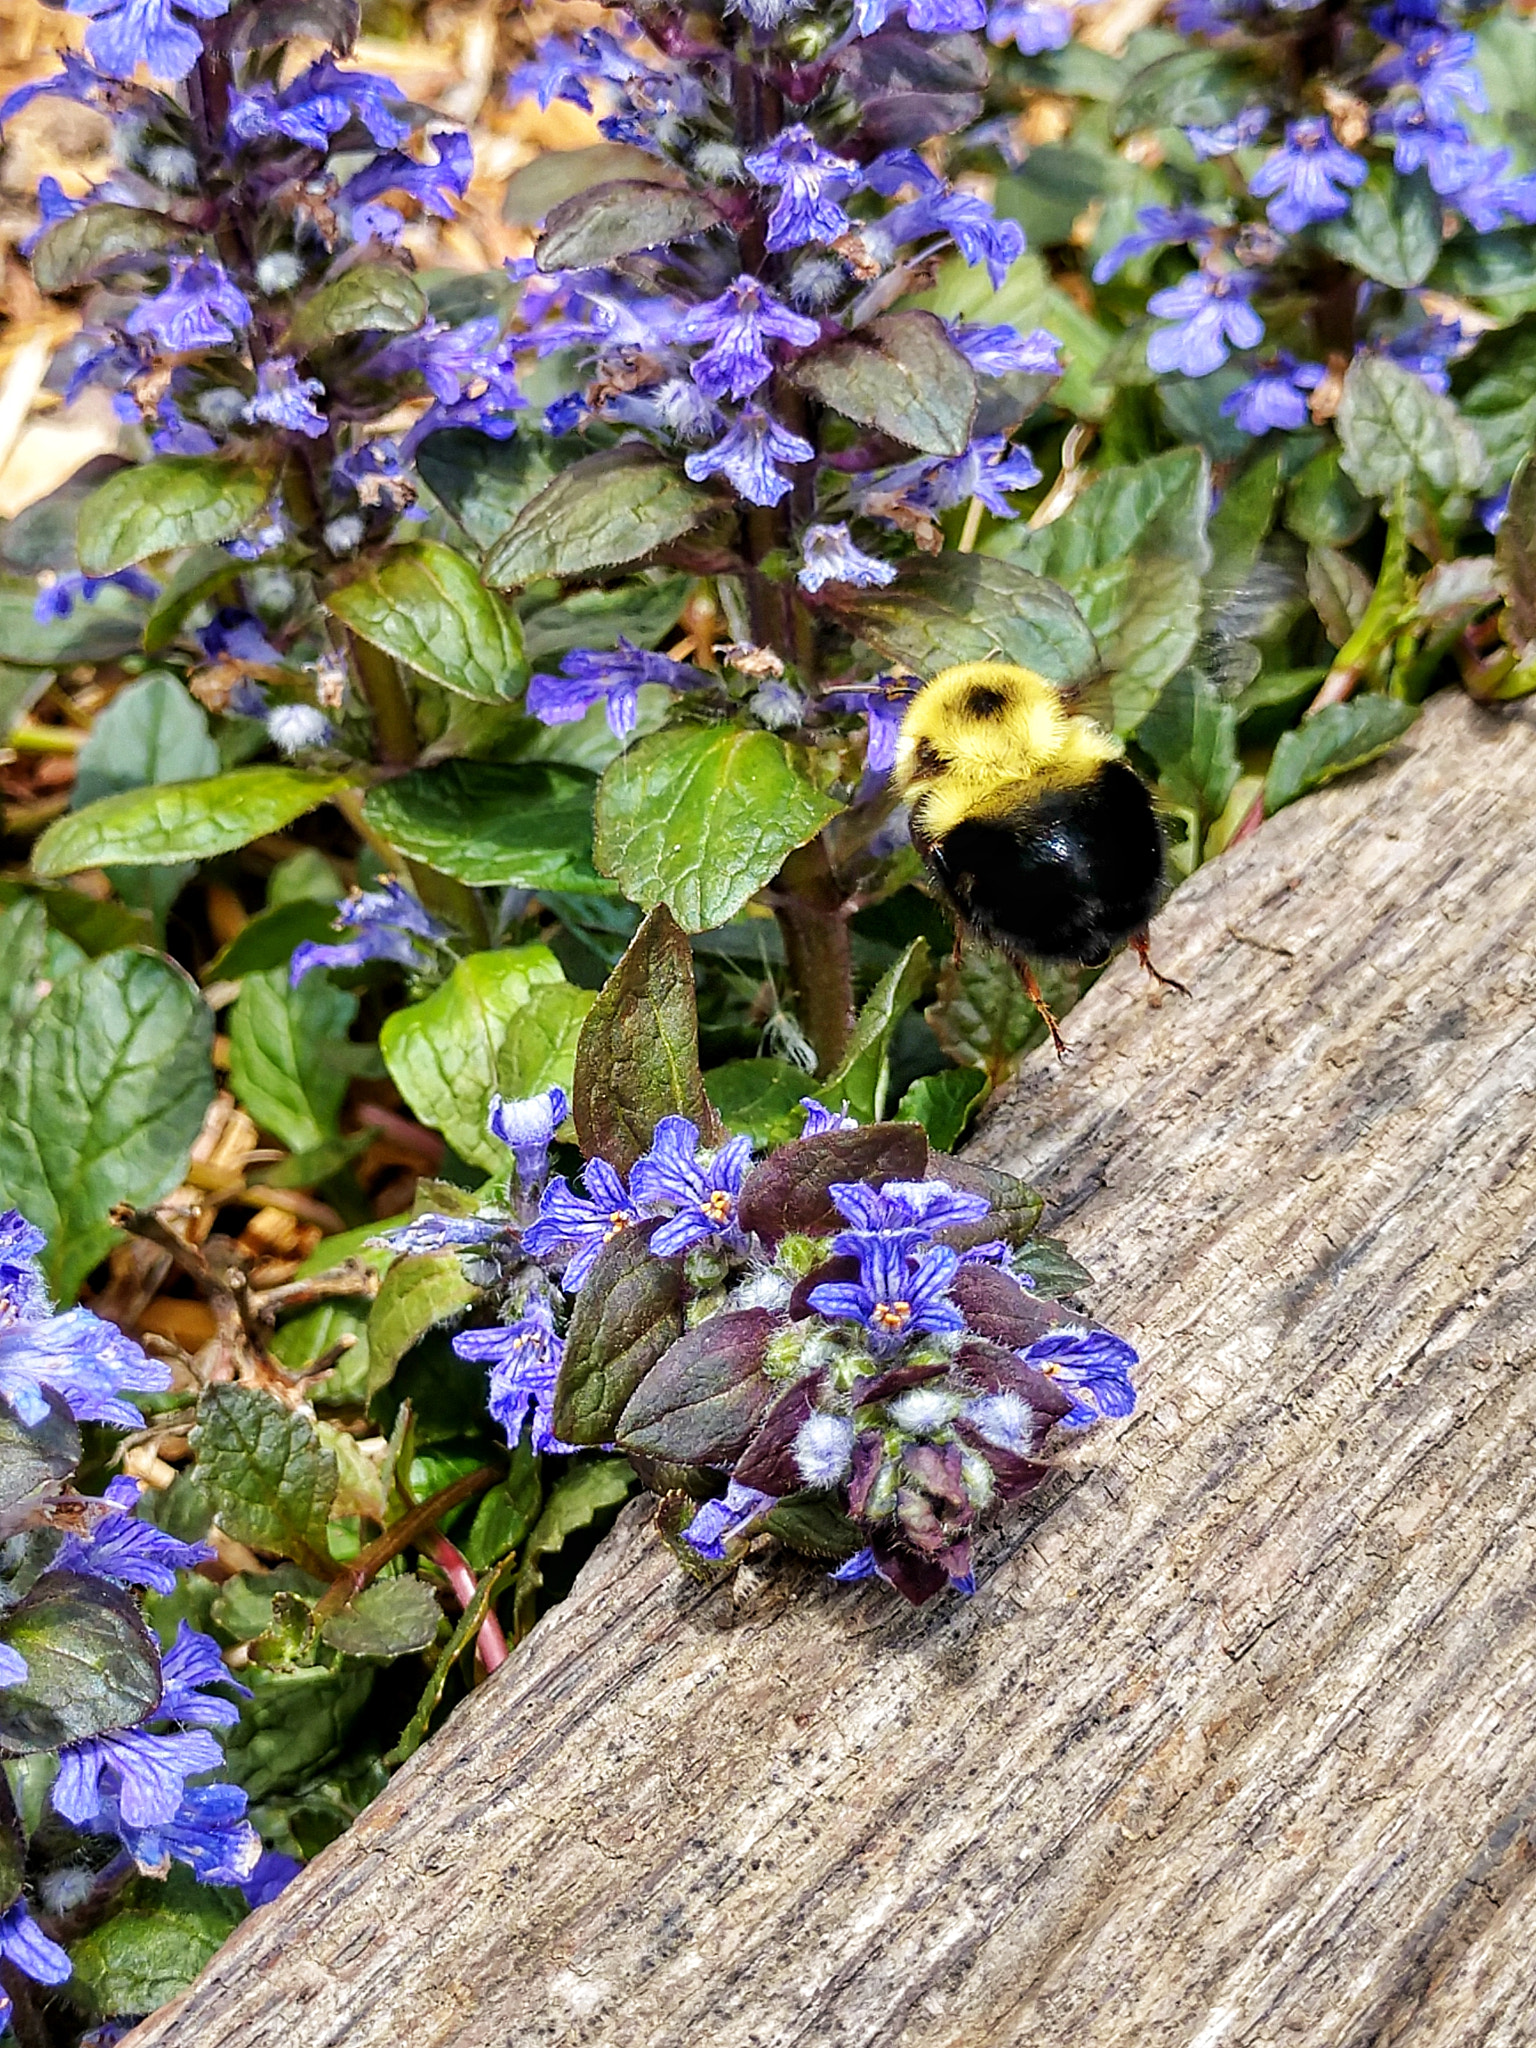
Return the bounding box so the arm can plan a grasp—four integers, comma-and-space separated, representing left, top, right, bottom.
0, 0, 1532, 2030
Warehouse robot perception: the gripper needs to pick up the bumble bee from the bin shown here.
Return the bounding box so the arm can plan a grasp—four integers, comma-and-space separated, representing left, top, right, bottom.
892, 661, 1184, 1057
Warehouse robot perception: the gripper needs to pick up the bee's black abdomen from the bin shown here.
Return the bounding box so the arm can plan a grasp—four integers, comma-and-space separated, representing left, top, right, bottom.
926, 761, 1164, 964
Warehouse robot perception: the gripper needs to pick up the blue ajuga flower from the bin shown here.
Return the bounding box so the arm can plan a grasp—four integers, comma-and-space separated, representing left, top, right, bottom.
487, 1087, 568, 1193
0, 51, 141, 128
856, 0, 985, 29
1444, 151, 1536, 232
0, 1643, 28, 1685
677, 276, 821, 403
682, 1480, 778, 1561
797, 523, 895, 594
630, 1117, 754, 1257
827, 1178, 992, 1244
1371, 99, 1480, 192
20, 175, 84, 257
1023, 1326, 1137, 1429
454, 1298, 577, 1454
525, 280, 684, 361
109, 1779, 261, 1886
1479, 486, 1510, 535
508, 39, 596, 111
884, 186, 1024, 290
340, 130, 472, 242
820, 678, 918, 776
0, 1899, 71, 2035
1092, 205, 1222, 284
124, 254, 251, 352
685, 407, 814, 508
227, 55, 410, 150
798, 1099, 858, 1135
1145, 267, 1263, 378
986, 0, 1071, 52
0, 1211, 49, 1324
1249, 117, 1366, 234
54, 1475, 215, 1593
241, 1848, 302, 1908
1371, 26, 1487, 127
829, 1546, 879, 1581
244, 356, 327, 438
1184, 105, 1268, 158
744, 126, 862, 252
290, 878, 448, 986
944, 321, 1062, 378
526, 638, 712, 740
367, 316, 499, 405
1382, 307, 1470, 391
521, 1159, 641, 1290
150, 397, 218, 455
0, 1307, 171, 1431
54, 1625, 248, 1831
66, 0, 231, 83
198, 607, 281, 666
1221, 352, 1324, 434
32, 566, 155, 624
809, 1236, 965, 1353
874, 435, 1042, 520
374, 1213, 508, 1255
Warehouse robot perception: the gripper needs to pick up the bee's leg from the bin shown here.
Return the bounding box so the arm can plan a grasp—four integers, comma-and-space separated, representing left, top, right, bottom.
1130, 930, 1190, 998
1019, 959, 1070, 1062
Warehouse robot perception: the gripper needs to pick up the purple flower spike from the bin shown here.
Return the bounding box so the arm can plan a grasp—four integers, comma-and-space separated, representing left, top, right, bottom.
677, 276, 821, 403
227, 56, 411, 151
0, 1307, 171, 1431
124, 254, 251, 353
1372, 101, 1487, 195
1371, 27, 1487, 128
1442, 151, 1536, 233
1185, 105, 1269, 159
487, 1086, 569, 1193
157, 1622, 249, 1728
885, 187, 1025, 290
111, 1780, 262, 1886
1145, 267, 1263, 379
66, 0, 232, 84
986, 0, 1071, 52
0, 1643, 27, 1687
798, 523, 896, 594
1249, 117, 1366, 234
241, 1848, 303, 1908
290, 879, 447, 986
828, 1178, 991, 1239
810, 1233, 966, 1353
744, 125, 862, 252
32, 568, 156, 625
685, 407, 814, 508
682, 1479, 778, 1562
630, 1117, 754, 1256
54, 1726, 225, 1830
0, 1898, 71, 2032
821, 678, 919, 777
0, 1211, 50, 1326
829, 1545, 879, 1581
521, 1159, 641, 1290
1023, 1325, 1138, 1429
374, 1214, 508, 1256
507, 38, 595, 112
798, 1099, 858, 1135
1092, 206, 1221, 285
54, 1475, 215, 1593
341, 130, 472, 242
1220, 353, 1323, 435
244, 356, 327, 438
526, 638, 711, 741
945, 321, 1062, 378
454, 1298, 577, 1454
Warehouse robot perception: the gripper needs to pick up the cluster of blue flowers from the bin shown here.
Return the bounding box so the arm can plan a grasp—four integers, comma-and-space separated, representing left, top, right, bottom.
384, 1091, 1138, 1604
0, 1213, 292, 2031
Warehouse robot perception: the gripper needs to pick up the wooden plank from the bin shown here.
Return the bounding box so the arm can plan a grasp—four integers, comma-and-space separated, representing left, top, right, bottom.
130, 692, 1536, 2048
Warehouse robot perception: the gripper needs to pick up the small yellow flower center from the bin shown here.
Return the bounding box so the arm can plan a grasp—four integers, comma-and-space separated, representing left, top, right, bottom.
703, 1190, 733, 1224
873, 1300, 912, 1332
604, 1212, 631, 1241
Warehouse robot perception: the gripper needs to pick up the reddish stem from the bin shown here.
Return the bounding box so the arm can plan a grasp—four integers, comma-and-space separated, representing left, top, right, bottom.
427, 1532, 509, 1673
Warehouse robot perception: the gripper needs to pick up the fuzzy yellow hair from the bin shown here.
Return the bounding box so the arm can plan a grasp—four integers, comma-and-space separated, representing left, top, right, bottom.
893, 663, 1121, 843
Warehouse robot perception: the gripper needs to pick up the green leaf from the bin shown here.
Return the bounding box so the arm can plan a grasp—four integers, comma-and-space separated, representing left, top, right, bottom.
320, 1575, 443, 1658
615, 1310, 776, 1466
204, 898, 338, 983
69, 1867, 245, 2019
34, 767, 351, 875
0, 662, 49, 734
365, 1251, 482, 1397
73, 671, 222, 926
1014, 1234, 1094, 1297
1113, 47, 1251, 132
1496, 452, 1536, 654
0, 896, 57, 1051
1207, 449, 1283, 582
704, 1057, 815, 1147
0, 573, 144, 669
228, 966, 359, 1153
1433, 228, 1536, 315
496, 979, 594, 1104
484, 445, 715, 588
76, 457, 273, 576
364, 761, 602, 891
1285, 447, 1371, 549
1004, 447, 1211, 730
791, 311, 977, 457
553, 1222, 686, 1445
512, 1458, 633, 1639
571, 904, 717, 1174
522, 576, 691, 664
896, 1065, 987, 1151
30, 204, 192, 293
736, 1122, 928, 1245
1264, 697, 1419, 814
463, 1438, 541, 1571
222, 1659, 374, 1800
415, 431, 566, 551
379, 945, 567, 1173
270, 1299, 370, 1404
1137, 665, 1240, 827
818, 938, 931, 1125
385, 1545, 519, 1765
502, 143, 676, 225
325, 542, 525, 703
927, 940, 1075, 1083
191, 1384, 339, 1574
1317, 166, 1440, 289
594, 724, 841, 934
1335, 356, 1489, 503
0, 1574, 162, 1753
0, 1391, 79, 1520
142, 544, 244, 655
536, 178, 723, 271
823, 553, 1099, 687
0, 948, 214, 1299
284, 262, 427, 354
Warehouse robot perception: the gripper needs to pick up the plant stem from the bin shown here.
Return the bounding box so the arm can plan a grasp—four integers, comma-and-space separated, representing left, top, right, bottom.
348, 631, 417, 767
311, 1464, 503, 1625
425, 1530, 509, 1673
772, 838, 856, 1073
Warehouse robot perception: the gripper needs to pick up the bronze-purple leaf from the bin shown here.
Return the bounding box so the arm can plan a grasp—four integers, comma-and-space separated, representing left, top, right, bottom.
615, 1307, 779, 1466
737, 1122, 928, 1246
551, 1220, 685, 1446
732, 1371, 827, 1494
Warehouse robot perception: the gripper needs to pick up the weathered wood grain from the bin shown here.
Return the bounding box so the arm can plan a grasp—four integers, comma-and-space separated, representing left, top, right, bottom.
131, 690, 1536, 2048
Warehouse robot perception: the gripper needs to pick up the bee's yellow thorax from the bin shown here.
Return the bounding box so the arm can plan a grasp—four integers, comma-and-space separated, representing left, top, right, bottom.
893, 662, 1120, 842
